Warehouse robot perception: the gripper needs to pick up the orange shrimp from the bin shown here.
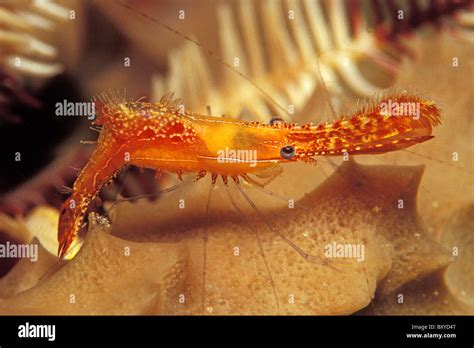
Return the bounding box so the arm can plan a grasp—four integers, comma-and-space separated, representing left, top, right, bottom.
57, 90, 441, 259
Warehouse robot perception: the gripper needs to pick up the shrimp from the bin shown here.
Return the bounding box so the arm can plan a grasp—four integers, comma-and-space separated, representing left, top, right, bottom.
57, 90, 441, 259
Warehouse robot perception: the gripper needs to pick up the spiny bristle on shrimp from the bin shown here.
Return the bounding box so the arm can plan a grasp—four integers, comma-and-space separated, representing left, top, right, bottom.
57, 90, 441, 259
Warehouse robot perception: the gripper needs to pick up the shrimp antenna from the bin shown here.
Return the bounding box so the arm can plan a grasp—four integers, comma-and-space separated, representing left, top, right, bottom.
322, 156, 439, 208
115, 0, 289, 118
223, 184, 280, 312
317, 158, 379, 297
315, 51, 337, 121
320, 157, 380, 202
201, 181, 215, 314
104, 181, 188, 217
232, 177, 343, 271
368, 153, 437, 202
243, 179, 310, 211
401, 148, 472, 176
38, 258, 68, 283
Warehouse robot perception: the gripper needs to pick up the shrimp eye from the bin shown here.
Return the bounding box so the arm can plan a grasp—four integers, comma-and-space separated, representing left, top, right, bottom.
269, 117, 284, 126
280, 145, 295, 159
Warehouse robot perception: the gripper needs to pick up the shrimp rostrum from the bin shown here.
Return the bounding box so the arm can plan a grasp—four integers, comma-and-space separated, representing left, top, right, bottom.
58, 91, 441, 259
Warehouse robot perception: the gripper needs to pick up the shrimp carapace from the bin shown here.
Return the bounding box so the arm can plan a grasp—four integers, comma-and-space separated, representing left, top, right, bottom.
57, 91, 441, 258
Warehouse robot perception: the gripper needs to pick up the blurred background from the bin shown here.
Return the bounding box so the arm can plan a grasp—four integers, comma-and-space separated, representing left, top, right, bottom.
0, 0, 472, 314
